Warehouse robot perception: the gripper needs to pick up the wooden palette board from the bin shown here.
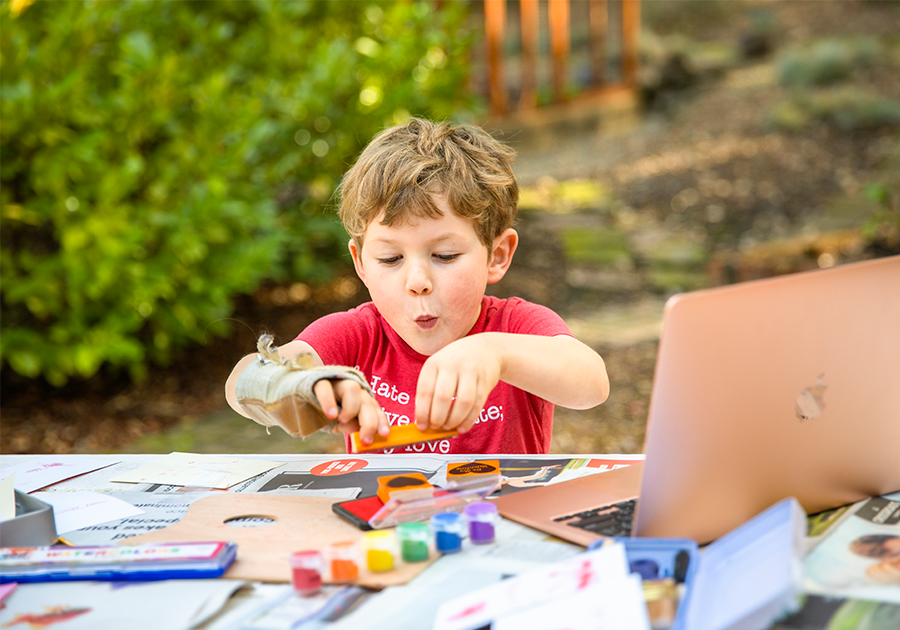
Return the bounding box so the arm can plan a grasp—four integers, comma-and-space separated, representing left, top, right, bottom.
122, 493, 436, 588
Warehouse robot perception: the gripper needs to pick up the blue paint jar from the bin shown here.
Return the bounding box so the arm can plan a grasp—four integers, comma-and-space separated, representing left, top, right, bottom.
430, 512, 465, 554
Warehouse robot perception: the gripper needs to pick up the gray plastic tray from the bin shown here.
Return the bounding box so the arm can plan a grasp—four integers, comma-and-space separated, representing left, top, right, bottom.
1, 490, 58, 547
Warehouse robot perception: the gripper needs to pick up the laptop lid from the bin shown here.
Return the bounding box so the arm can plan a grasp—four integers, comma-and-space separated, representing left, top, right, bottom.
634, 255, 900, 543
493, 255, 900, 547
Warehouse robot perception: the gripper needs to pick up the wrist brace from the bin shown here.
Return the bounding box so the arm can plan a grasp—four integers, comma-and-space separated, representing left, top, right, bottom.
235, 334, 374, 438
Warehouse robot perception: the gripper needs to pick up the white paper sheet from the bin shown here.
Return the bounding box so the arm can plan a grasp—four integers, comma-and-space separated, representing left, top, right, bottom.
0, 473, 15, 521
31, 490, 145, 535
0, 457, 119, 493
433, 542, 634, 630
110, 453, 285, 489
61, 491, 215, 545
492, 573, 650, 630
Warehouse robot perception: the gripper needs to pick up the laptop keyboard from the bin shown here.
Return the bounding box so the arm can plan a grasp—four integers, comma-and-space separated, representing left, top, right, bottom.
553, 499, 637, 537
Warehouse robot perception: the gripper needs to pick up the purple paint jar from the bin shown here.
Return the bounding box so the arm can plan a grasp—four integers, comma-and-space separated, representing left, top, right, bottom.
464, 501, 498, 544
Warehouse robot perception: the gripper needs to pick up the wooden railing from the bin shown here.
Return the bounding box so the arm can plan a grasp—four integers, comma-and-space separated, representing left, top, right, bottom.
481, 0, 641, 116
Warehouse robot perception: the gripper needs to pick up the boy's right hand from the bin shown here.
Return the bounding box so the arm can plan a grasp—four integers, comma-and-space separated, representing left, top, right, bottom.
314, 379, 391, 447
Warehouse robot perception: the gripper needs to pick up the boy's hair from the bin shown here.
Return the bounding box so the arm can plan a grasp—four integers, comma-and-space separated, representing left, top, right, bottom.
338, 118, 518, 248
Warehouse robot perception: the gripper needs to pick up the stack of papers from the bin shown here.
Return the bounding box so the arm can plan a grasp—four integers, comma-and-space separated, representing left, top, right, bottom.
433, 541, 650, 630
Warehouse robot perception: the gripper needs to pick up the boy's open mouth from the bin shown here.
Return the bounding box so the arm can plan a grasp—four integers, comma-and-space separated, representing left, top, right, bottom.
415, 315, 438, 330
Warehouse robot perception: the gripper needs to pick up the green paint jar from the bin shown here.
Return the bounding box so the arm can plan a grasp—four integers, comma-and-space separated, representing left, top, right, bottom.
397, 521, 431, 563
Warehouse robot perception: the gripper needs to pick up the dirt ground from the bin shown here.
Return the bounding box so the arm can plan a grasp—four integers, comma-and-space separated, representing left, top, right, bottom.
2, 0, 898, 456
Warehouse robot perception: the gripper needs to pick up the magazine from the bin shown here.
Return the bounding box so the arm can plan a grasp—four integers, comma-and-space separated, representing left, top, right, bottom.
804, 492, 900, 604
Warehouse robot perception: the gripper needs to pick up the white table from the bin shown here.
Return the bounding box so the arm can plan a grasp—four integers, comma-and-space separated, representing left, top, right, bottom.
1, 453, 643, 629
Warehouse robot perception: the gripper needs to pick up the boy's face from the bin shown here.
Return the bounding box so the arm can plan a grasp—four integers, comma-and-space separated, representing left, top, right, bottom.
349, 196, 516, 356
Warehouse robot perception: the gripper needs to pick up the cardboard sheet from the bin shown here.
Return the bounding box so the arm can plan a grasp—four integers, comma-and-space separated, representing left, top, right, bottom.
122, 493, 436, 588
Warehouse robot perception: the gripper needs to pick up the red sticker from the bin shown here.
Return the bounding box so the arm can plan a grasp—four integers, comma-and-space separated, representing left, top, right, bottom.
310, 459, 368, 476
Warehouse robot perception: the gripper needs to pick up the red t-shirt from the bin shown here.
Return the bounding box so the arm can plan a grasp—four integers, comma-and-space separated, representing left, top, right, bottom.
295, 296, 573, 454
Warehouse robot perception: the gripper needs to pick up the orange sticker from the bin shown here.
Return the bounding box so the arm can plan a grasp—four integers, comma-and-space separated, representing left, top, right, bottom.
310, 459, 369, 476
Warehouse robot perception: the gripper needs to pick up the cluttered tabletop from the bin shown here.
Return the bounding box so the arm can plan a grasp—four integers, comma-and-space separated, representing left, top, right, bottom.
1, 452, 898, 630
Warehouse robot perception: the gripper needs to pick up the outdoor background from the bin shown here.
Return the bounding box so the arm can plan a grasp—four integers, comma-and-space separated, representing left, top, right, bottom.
2, 0, 898, 456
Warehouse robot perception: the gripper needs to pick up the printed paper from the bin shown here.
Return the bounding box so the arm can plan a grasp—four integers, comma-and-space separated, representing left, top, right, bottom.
0, 579, 245, 630
433, 542, 634, 630
805, 492, 900, 604
31, 491, 144, 535
0, 457, 119, 493
110, 452, 285, 489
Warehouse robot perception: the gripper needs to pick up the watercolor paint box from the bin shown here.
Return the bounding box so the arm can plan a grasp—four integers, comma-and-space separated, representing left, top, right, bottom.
1, 541, 238, 584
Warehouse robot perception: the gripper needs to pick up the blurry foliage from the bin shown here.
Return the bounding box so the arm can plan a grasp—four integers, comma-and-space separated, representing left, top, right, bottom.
863, 183, 900, 255
519, 178, 613, 215
0, 0, 477, 386
776, 37, 880, 87
559, 227, 632, 267
769, 87, 900, 132
770, 36, 900, 132
640, 0, 735, 39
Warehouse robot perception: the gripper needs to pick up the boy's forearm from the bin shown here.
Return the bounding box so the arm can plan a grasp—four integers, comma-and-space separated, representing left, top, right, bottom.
489, 332, 609, 409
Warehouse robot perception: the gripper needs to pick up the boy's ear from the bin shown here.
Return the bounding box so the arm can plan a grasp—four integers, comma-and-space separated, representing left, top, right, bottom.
487, 228, 518, 284
348, 239, 367, 285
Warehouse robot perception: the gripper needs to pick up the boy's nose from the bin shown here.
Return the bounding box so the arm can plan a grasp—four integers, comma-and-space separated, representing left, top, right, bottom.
406, 262, 433, 295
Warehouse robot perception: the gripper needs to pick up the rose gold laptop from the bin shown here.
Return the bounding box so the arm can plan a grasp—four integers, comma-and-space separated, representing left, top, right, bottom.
494, 255, 900, 545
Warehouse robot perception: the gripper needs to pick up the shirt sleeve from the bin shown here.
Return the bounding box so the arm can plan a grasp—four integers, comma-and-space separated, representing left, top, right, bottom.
487, 297, 574, 338
294, 308, 371, 366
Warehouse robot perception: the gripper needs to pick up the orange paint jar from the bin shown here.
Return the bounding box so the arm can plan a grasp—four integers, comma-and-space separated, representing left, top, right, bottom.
324, 541, 360, 583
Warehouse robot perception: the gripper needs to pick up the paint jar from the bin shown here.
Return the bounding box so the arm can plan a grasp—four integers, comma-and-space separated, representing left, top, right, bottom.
464, 501, 498, 544
396, 521, 431, 563
324, 540, 360, 583
288, 550, 323, 596
362, 530, 396, 572
430, 512, 465, 554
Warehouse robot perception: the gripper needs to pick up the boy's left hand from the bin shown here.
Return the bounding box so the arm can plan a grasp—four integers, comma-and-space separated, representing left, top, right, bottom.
414, 336, 501, 434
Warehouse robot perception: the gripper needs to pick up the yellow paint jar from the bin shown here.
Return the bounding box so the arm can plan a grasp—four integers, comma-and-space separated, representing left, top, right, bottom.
362, 530, 396, 572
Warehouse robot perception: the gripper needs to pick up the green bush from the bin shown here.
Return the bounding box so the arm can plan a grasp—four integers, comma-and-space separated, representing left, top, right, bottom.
777, 37, 880, 87
1, 0, 477, 386
768, 87, 900, 132
863, 183, 900, 254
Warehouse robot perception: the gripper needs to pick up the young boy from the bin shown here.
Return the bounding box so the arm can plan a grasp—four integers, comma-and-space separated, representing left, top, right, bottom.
225, 118, 609, 454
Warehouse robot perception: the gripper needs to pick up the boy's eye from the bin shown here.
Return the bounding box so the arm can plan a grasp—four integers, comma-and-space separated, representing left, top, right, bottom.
434, 253, 461, 262
377, 256, 401, 265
